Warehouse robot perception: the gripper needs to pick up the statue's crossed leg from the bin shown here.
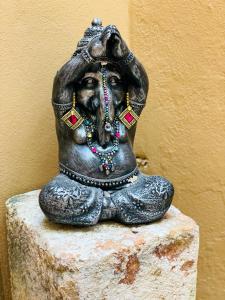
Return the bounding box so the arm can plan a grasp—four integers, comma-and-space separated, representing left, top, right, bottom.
39, 173, 174, 226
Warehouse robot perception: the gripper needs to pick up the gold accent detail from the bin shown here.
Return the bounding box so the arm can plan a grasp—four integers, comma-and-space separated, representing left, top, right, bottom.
61, 92, 84, 130
61, 110, 84, 130
126, 92, 130, 107
72, 93, 76, 107
87, 132, 92, 138
119, 92, 139, 129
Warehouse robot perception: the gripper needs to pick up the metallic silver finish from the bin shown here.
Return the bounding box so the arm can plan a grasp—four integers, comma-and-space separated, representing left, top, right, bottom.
39, 19, 174, 226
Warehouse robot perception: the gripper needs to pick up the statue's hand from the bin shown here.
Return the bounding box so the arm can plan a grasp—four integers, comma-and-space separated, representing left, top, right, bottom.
87, 25, 130, 61
87, 26, 113, 60
106, 27, 130, 59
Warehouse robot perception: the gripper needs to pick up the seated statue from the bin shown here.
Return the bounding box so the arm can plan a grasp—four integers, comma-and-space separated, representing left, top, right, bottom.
39, 18, 174, 226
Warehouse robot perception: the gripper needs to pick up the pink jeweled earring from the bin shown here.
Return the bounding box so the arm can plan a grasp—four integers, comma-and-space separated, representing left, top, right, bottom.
119, 92, 139, 129
61, 92, 84, 130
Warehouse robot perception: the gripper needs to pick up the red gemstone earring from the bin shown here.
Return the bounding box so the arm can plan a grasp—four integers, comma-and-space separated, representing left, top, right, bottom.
119, 92, 139, 129
61, 92, 84, 130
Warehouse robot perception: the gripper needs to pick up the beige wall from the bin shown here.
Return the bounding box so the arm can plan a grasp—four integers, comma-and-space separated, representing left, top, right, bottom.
0, 1, 129, 298
130, 1, 225, 299
1, 0, 225, 299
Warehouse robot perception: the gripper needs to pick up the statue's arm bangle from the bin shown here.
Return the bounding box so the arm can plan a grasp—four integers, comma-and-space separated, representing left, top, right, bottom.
129, 101, 145, 115
121, 52, 135, 65
52, 101, 73, 115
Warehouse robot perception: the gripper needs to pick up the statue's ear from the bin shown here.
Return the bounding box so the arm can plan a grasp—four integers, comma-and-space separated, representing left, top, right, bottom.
52, 70, 74, 105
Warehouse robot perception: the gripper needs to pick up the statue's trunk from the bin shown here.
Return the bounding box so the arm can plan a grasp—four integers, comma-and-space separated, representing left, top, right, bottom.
96, 88, 115, 147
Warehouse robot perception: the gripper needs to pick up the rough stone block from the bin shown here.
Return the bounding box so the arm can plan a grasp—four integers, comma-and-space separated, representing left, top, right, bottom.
6, 190, 199, 300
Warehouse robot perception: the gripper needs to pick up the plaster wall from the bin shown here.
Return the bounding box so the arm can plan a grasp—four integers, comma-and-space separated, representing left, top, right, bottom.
1, 0, 225, 299
0, 1, 129, 298
130, 1, 225, 299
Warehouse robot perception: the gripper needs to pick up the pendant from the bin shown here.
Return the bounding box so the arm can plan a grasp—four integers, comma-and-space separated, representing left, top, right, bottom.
61, 108, 84, 130
119, 106, 139, 129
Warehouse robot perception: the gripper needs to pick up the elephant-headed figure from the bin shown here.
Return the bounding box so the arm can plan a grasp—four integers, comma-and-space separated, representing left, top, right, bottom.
39, 19, 174, 225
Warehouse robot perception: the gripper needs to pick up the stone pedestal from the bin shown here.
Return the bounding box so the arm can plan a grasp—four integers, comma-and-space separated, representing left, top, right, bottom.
6, 190, 199, 300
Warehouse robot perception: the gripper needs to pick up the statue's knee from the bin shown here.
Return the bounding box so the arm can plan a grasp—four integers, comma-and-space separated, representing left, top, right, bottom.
39, 175, 103, 225
39, 181, 63, 216
141, 175, 173, 215
152, 176, 174, 203
115, 175, 174, 223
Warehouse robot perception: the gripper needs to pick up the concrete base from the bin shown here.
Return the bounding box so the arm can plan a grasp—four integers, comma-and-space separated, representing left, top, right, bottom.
6, 190, 199, 300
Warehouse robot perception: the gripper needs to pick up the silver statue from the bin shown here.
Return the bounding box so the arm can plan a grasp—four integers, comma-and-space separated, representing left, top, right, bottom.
39, 19, 174, 225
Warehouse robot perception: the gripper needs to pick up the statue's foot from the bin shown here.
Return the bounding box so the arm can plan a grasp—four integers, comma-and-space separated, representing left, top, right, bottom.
39, 174, 103, 226
111, 173, 174, 224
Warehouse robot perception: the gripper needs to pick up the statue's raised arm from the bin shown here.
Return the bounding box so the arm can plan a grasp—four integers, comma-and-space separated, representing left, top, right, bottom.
104, 26, 149, 116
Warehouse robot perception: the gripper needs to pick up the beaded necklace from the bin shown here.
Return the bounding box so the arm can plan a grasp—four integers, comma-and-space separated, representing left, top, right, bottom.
84, 118, 120, 175
83, 66, 120, 175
